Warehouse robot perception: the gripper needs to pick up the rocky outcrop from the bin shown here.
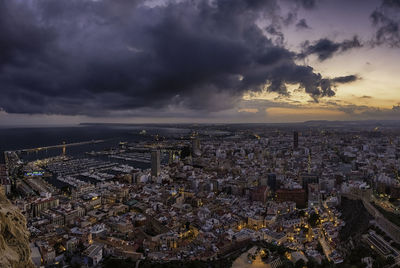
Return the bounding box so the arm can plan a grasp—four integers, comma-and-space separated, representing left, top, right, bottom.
0, 191, 35, 268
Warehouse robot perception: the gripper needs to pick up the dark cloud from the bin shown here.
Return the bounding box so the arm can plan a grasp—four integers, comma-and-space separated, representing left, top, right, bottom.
259, 69, 359, 100
0, 1, 55, 68
322, 100, 400, 119
331, 75, 359, 83
283, 12, 297, 26
0, 0, 355, 116
299, 36, 363, 61
370, 1, 400, 47
265, 25, 285, 45
382, 0, 400, 8
295, 0, 318, 9
296, 19, 311, 30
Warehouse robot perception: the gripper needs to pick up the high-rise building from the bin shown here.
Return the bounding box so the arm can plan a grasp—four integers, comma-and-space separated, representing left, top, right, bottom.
276, 188, 306, 208
250, 186, 269, 203
169, 151, 175, 164
307, 183, 320, 207
267, 173, 277, 191
192, 138, 201, 156
31, 197, 59, 217
62, 141, 66, 156
293, 131, 299, 149
301, 173, 319, 194
151, 150, 161, 177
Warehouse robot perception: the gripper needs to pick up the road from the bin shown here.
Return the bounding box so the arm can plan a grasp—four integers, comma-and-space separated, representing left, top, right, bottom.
319, 235, 332, 261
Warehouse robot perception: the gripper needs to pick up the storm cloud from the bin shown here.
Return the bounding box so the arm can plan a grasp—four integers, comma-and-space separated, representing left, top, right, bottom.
299, 36, 363, 61
0, 0, 356, 116
295, 0, 318, 10
296, 19, 311, 30
371, 0, 400, 47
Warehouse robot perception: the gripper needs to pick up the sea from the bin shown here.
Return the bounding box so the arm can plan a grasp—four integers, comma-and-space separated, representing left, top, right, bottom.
0, 124, 191, 168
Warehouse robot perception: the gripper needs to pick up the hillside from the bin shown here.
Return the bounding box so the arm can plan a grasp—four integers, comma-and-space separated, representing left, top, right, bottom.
338, 197, 373, 242
0, 191, 34, 268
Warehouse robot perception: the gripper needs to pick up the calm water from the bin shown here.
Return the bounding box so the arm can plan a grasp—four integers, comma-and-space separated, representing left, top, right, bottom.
0, 124, 190, 164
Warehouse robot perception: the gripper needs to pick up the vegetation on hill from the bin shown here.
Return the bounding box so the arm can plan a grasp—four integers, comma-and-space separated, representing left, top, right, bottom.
372, 202, 400, 227
338, 197, 372, 241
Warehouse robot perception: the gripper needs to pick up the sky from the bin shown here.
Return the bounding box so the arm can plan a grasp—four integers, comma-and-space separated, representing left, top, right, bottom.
0, 0, 400, 125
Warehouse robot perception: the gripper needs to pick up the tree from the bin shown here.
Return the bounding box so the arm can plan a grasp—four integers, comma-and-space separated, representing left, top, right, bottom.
278, 260, 294, 268
320, 258, 334, 267
295, 259, 305, 268
308, 212, 320, 228
306, 258, 318, 268
316, 242, 323, 254
386, 256, 396, 266
391, 241, 400, 250
373, 256, 386, 268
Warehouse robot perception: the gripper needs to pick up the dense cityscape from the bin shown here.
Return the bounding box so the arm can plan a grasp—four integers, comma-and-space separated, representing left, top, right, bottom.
1, 123, 400, 267
1, 0, 400, 267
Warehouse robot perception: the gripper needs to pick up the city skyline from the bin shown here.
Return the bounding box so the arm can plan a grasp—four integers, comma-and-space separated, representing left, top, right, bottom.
1, 0, 400, 125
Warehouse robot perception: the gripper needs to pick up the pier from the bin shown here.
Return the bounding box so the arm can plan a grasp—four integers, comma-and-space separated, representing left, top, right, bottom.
17, 139, 105, 154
